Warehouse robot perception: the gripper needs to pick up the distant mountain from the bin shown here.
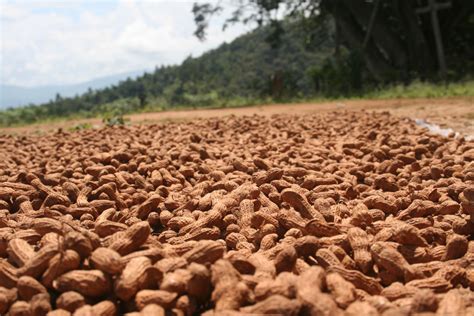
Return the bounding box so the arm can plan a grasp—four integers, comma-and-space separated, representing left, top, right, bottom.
0, 70, 147, 109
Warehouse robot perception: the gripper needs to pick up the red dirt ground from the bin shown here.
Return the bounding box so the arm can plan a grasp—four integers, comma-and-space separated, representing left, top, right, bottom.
1, 97, 473, 137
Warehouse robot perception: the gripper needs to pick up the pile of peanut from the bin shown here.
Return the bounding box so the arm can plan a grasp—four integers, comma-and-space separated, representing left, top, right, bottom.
0, 111, 473, 315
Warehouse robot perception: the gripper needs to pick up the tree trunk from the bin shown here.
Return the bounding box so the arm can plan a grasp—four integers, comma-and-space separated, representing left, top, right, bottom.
329, 1, 394, 81
395, 0, 436, 77
342, 0, 408, 74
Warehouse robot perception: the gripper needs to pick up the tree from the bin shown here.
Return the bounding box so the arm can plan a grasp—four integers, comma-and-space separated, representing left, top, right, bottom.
55, 93, 62, 103
137, 83, 147, 108
193, 0, 474, 81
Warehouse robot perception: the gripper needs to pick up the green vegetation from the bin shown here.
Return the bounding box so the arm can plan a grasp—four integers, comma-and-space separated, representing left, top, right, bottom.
69, 122, 93, 132
0, 22, 334, 127
194, 1, 474, 82
1, 0, 473, 128
3, 79, 473, 128
102, 114, 129, 127
363, 80, 474, 99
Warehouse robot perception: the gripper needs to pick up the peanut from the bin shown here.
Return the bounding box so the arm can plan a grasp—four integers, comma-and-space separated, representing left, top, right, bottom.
240, 295, 301, 315
326, 272, 356, 308
7, 238, 35, 267
53, 270, 110, 297
17, 276, 47, 301
89, 247, 124, 275
108, 221, 151, 255
56, 291, 85, 313
41, 250, 81, 288
0, 111, 472, 315
347, 227, 373, 274
211, 259, 250, 311
114, 257, 155, 301
135, 290, 177, 310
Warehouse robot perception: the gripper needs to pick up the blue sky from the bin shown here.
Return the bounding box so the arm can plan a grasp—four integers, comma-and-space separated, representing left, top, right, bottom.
0, 0, 251, 87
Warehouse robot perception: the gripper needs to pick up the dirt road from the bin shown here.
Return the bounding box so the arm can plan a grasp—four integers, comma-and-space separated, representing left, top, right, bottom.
2, 97, 473, 136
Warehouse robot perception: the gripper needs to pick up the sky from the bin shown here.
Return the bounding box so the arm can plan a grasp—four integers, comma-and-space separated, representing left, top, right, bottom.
0, 0, 252, 87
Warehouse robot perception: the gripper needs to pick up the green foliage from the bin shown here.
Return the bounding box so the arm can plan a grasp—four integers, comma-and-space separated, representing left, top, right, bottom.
0, 21, 333, 127
97, 98, 140, 117
102, 115, 126, 127
69, 122, 93, 132
99, 98, 136, 126
309, 50, 366, 98
363, 80, 474, 99
192, 1, 474, 81
183, 91, 219, 108
1, 10, 473, 128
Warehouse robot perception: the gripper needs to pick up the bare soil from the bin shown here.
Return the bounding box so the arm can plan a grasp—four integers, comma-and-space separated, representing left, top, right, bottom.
2, 97, 473, 137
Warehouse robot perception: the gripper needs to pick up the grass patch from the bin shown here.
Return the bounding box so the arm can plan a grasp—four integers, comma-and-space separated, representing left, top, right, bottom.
362, 80, 474, 99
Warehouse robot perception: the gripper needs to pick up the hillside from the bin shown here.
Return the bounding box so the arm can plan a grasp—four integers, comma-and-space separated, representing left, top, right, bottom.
0, 22, 334, 126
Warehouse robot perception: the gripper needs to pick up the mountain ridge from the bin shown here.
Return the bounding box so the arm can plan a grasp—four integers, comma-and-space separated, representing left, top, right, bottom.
0, 70, 147, 109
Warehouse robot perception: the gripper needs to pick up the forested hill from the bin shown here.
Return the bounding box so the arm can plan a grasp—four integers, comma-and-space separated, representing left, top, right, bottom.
0, 22, 334, 126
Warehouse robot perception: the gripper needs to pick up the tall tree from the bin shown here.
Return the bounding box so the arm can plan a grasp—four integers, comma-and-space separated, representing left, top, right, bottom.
193, 0, 474, 81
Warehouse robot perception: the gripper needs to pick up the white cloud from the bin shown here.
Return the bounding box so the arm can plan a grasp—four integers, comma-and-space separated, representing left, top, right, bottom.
0, 0, 253, 87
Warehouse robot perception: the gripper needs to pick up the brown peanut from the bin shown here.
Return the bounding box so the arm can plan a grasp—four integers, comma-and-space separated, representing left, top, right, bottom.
53, 270, 111, 297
